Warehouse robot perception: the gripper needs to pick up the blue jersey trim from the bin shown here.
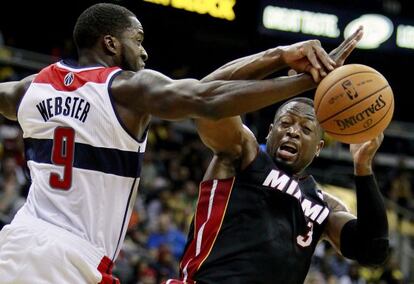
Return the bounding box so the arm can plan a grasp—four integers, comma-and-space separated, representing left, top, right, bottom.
107, 70, 149, 144
112, 177, 137, 261
24, 138, 143, 178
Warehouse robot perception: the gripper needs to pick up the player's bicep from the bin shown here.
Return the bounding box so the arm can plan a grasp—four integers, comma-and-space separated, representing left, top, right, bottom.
196, 117, 258, 166
0, 74, 35, 120
196, 117, 244, 154
112, 70, 208, 120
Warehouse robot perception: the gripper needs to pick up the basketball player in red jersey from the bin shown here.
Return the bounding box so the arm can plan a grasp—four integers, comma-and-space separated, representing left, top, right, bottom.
165, 26, 389, 284
0, 3, 362, 284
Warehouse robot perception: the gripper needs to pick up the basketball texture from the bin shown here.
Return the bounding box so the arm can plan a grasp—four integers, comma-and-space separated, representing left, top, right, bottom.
314, 64, 394, 144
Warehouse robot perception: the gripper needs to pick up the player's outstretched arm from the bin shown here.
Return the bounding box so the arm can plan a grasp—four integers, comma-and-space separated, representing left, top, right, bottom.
324, 134, 389, 266
111, 69, 316, 121
205, 26, 363, 83
202, 39, 335, 82
0, 74, 36, 120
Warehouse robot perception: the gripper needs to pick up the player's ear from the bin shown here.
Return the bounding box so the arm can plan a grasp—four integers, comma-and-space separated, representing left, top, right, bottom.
103, 35, 119, 55
266, 124, 274, 140
315, 140, 324, 157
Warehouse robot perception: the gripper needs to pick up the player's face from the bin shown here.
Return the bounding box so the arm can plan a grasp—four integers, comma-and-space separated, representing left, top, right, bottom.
119, 17, 148, 71
266, 102, 324, 175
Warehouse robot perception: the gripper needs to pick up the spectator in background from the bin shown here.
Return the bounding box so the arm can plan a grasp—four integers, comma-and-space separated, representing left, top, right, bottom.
385, 160, 413, 225
379, 249, 404, 284
326, 251, 352, 282
304, 270, 327, 284
147, 212, 187, 261
153, 244, 178, 283
0, 31, 19, 82
135, 260, 157, 284
0, 156, 26, 227
389, 169, 413, 208
146, 179, 172, 231
347, 262, 366, 284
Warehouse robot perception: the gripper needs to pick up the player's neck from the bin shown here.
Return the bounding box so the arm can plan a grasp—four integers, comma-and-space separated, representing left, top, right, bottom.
77, 49, 114, 68
274, 159, 307, 180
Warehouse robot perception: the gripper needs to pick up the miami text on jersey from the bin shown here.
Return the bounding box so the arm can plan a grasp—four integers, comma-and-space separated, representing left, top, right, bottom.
262, 169, 330, 224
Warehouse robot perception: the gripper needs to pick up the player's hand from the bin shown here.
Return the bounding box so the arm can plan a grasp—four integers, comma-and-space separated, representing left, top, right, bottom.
286, 26, 364, 82
350, 132, 384, 176
280, 40, 336, 82
329, 26, 363, 67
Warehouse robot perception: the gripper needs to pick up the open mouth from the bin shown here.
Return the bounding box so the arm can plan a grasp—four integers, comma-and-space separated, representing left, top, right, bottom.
277, 143, 298, 160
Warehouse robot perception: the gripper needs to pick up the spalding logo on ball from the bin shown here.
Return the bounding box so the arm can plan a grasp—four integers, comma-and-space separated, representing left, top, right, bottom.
314, 64, 394, 144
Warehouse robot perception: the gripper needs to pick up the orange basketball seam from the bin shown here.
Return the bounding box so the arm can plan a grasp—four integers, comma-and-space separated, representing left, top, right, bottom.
323, 98, 394, 136
319, 85, 390, 124
315, 70, 378, 113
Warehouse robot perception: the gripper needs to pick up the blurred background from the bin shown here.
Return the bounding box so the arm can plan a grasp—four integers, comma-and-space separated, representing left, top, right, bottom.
0, 0, 413, 283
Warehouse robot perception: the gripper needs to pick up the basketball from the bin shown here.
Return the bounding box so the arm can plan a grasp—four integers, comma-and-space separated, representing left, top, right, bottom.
314, 64, 394, 144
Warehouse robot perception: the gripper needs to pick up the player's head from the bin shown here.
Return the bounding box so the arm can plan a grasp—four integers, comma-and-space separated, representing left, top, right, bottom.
73, 3, 148, 71
266, 97, 324, 175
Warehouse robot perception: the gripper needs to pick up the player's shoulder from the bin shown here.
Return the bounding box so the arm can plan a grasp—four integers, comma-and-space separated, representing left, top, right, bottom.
111, 69, 154, 87
112, 69, 166, 82
110, 70, 136, 93
20, 73, 37, 88
321, 191, 349, 213
111, 69, 174, 97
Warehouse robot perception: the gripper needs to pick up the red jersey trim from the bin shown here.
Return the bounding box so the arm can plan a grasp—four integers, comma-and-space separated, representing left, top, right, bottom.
33, 63, 120, 92
97, 256, 120, 284
179, 177, 235, 282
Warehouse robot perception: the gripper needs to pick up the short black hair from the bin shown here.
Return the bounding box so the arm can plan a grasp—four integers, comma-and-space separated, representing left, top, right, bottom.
274, 97, 324, 139
73, 3, 136, 49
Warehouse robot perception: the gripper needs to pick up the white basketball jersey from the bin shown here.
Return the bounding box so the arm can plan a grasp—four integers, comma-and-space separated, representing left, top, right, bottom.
15, 61, 147, 260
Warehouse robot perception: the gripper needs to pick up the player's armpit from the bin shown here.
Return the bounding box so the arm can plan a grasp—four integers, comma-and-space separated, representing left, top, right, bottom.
322, 191, 350, 213
0, 74, 35, 120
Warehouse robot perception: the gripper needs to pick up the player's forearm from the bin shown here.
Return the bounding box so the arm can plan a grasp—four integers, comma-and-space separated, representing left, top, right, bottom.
354, 175, 388, 238
340, 175, 389, 265
202, 47, 286, 82
201, 73, 315, 119
139, 72, 314, 120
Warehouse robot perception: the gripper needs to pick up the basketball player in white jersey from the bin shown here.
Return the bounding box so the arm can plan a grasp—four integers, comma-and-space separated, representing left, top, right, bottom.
0, 3, 360, 284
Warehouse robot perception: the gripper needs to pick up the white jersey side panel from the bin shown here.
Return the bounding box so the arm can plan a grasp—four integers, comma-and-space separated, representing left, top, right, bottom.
15, 62, 146, 259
